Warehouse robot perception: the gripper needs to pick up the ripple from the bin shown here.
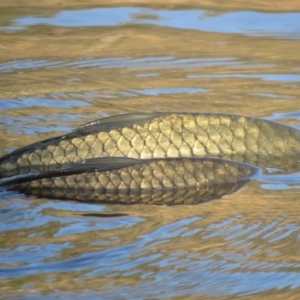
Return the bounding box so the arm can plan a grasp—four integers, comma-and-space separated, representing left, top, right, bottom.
132, 87, 209, 96
0, 59, 62, 72
3, 8, 300, 39
0, 243, 73, 265
0, 198, 143, 234
2, 212, 299, 297
0, 97, 90, 110
265, 111, 300, 122
250, 93, 295, 99
188, 73, 300, 82
0, 56, 240, 72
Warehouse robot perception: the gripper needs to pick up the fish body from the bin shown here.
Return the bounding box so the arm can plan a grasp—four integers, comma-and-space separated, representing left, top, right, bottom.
1, 112, 300, 178
4, 157, 258, 205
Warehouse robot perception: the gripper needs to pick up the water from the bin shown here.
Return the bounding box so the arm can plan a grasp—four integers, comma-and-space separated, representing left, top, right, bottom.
1, 2, 300, 299
4, 7, 300, 39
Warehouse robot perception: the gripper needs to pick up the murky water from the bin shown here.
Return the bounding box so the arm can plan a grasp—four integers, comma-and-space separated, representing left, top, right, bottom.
1, 1, 300, 299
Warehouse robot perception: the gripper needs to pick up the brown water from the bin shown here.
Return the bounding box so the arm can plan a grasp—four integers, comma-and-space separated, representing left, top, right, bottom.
1, 1, 300, 299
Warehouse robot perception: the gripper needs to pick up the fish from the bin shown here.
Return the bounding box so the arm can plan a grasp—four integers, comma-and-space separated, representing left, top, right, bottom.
1, 157, 258, 205
1, 112, 300, 179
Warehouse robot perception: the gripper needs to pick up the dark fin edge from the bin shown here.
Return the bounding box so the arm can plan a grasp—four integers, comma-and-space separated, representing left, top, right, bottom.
0, 157, 259, 188
0, 157, 152, 187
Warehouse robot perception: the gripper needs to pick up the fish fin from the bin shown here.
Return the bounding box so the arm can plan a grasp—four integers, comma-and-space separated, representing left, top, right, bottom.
0, 157, 149, 187
65, 157, 151, 172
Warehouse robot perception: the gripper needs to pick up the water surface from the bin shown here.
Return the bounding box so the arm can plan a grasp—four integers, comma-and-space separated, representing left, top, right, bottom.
0, 2, 300, 299
4, 7, 300, 40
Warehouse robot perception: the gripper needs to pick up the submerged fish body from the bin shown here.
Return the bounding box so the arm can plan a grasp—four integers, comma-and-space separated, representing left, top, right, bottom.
4, 157, 258, 205
15, 182, 248, 205
1, 112, 300, 179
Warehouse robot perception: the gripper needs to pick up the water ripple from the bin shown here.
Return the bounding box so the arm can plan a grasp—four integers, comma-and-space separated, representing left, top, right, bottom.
0, 198, 143, 234
188, 73, 300, 82
3, 8, 300, 39
0, 57, 240, 72
0, 59, 62, 72
0, 97, 89, 110
0, 198, 299, 298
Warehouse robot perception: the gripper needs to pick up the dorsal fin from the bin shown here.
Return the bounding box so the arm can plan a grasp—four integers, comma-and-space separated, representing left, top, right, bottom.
63, 157, 151, 173
73, 112, 164, 136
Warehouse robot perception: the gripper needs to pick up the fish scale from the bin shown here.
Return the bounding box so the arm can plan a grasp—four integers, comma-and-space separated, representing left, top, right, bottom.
13, 182, 246, 205
1, 112, 300, 179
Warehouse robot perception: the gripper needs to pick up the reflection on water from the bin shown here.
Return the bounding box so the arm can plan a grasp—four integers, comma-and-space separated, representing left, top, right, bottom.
0, 97, 89, 110
1, 191, 300, 298
188, 73, 300, 82
132, 87, 209, 95
250, 93, 295, 99
0, 57, 241, 72
0, 59, 62, 72
1, 1, 300, 299
4, 7, 300, 39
